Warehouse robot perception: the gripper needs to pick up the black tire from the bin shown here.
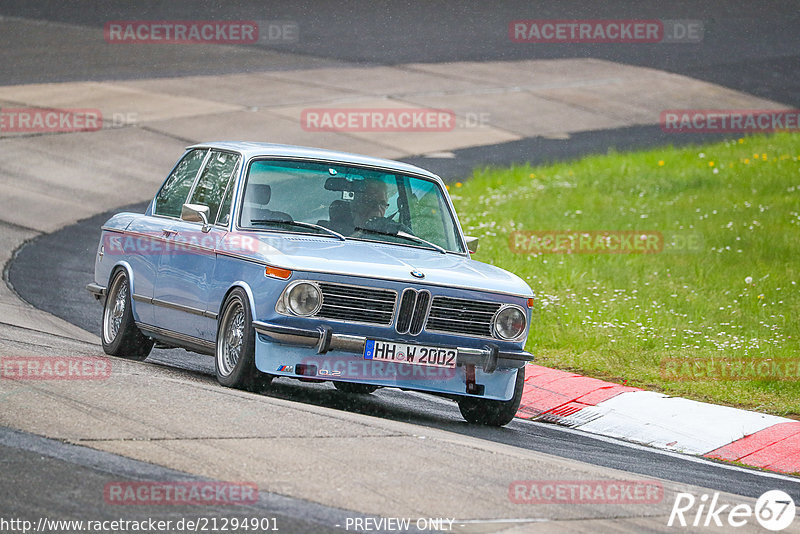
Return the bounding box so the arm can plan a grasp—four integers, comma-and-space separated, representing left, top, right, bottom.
457, 366, 525, 427
101, 269, 154, 360
215, 288, 273, 392
333, 382, 379, 395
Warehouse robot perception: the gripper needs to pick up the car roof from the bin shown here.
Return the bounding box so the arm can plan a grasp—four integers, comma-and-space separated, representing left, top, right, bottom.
187, 141, 441, 181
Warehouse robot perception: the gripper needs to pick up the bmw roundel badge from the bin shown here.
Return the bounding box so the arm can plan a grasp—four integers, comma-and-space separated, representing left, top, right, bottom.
411, 270, 425, 279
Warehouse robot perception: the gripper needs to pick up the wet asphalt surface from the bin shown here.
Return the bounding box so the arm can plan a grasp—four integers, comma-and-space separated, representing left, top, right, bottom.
6, 202, 800, 510
3, 0, 800, 528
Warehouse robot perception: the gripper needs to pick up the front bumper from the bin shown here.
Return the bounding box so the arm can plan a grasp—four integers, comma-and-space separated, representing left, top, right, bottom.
86, 283, 106, 302
252, 320, 532, 373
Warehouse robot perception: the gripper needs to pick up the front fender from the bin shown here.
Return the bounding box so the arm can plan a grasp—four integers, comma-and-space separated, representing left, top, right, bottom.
225, 281, 258, 318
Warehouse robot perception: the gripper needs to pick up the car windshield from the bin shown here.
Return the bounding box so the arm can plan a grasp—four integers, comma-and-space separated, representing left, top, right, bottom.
238, 159, 465, 253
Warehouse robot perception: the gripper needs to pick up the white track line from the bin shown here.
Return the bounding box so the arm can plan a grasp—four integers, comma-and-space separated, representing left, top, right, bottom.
518, 419, 800, 485
400, 391, 800, 484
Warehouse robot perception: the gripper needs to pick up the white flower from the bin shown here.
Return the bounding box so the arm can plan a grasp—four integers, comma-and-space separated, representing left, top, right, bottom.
745, 276, 753, 284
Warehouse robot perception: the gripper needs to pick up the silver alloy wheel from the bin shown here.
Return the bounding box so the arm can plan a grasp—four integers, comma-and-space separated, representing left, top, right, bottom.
217, 298, 245, 377
103, 274, 127, 345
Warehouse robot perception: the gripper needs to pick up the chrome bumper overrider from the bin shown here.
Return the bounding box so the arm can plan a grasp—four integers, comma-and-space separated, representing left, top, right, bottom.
252, 320, 532, 373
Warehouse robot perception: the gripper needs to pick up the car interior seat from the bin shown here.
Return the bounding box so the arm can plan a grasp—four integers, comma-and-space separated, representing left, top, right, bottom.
321, 199, 355, 234
241, 184, 292, 225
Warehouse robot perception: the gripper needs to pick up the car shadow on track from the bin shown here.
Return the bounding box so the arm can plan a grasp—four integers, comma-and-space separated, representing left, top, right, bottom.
144, 350, 524, 440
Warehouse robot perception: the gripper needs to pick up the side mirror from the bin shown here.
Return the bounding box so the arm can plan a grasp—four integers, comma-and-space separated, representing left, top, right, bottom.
464, 235, 479, 254
181, 203, 211, 233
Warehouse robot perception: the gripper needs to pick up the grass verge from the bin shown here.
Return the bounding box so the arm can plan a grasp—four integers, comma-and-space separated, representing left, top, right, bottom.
450, 132, 800, 417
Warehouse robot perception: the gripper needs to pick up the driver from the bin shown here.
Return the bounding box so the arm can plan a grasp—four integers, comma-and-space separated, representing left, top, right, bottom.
351, 179, 389, 228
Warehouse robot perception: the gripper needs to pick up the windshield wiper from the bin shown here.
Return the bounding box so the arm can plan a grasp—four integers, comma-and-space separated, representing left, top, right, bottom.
398, 231, 448, 254
251, 219, 346, 241
354, 227, 447, 254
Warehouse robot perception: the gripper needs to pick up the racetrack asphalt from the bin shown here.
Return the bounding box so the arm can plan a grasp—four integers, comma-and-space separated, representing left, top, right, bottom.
2, 0, 799, 108
2, 2, 800, 531
7, 187, 800, 527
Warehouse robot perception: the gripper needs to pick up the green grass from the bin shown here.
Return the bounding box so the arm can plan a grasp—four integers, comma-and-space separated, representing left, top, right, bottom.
449, 132, 800, 417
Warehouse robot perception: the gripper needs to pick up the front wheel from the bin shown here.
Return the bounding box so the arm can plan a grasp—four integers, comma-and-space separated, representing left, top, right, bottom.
101, 269, 153, 360
215, 288, 273, 392
457, 367, 525, 427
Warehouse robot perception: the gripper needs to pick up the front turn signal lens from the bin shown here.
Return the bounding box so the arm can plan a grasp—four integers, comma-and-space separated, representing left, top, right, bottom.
527, 297, 535, 308
265, 265, 292, 280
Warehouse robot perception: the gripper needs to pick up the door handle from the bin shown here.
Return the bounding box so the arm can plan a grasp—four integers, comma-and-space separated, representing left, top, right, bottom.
162, 228, 177, 237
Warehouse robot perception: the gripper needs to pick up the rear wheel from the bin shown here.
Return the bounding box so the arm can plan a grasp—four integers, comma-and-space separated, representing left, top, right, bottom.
215, 288, 273, 392
458, 367, 525, 427
101, 269, 153, 360
333, 382, 379, 395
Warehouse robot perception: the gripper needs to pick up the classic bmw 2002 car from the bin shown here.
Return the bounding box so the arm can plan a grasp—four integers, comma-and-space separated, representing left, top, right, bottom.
88, 142, 533, 426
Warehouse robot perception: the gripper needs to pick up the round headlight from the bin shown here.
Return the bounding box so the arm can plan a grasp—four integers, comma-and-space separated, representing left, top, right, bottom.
494, 306, 526, 340
286, 282, 322, 316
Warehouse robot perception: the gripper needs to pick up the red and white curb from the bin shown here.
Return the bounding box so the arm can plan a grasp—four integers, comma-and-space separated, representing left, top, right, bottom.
515, 363, 800, 476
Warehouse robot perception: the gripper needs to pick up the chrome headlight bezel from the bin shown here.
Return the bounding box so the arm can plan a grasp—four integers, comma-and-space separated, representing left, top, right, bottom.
492, 304, 527, 340
281, 281, 323, 317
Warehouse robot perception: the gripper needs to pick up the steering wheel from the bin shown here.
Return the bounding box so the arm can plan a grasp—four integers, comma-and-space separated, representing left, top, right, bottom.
365, 216, 413, 235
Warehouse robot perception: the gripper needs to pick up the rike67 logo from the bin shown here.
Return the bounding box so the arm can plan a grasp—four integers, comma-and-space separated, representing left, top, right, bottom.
668, 490, 796, 531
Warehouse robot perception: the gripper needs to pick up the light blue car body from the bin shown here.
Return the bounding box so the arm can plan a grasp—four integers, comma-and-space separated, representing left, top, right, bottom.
91, 142, 533, 401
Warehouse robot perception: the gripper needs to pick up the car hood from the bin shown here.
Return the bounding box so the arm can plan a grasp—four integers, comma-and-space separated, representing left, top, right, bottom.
226, 232, 532, 297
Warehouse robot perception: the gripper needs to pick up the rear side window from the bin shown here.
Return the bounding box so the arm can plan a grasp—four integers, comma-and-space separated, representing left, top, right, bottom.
154, 149, 207, 218
189, 150, 241, 224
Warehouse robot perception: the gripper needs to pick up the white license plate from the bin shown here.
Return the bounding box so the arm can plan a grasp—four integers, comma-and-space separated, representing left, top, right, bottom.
364, 340, 457, 369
